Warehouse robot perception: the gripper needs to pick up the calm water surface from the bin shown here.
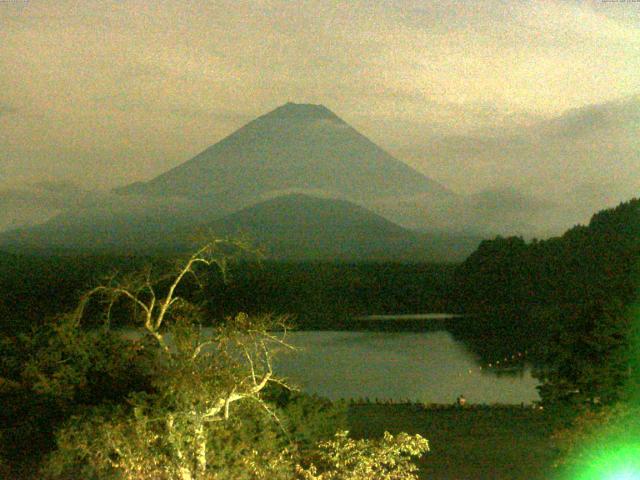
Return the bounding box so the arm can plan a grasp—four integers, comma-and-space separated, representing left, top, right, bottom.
123, 325, 540, 404
274, 330, 540, 404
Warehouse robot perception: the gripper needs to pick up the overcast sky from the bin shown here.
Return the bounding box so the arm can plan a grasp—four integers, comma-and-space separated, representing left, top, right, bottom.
1, 0, 639, 191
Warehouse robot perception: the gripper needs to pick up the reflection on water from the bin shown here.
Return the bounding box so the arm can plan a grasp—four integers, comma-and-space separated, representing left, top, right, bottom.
274, 331, 540, 405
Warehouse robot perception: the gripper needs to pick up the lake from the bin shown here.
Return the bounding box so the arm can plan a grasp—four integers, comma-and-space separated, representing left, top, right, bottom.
123, 323, 541, 405
274, 330, 540, 405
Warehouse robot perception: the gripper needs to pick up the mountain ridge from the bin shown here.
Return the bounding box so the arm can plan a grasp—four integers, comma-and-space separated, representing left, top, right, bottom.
207, 193, 481, 262
0, 192, 481, 262
115, 102, 449, 209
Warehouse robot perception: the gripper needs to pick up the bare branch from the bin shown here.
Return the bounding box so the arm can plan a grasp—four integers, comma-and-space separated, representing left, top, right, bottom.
190, 340, 216, 360
253, 395, 289, 436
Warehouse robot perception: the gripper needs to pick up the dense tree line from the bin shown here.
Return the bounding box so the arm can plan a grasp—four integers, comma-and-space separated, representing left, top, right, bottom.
452, 198, 640, 408
0, 255, 454, 334
203, 261, 453, 329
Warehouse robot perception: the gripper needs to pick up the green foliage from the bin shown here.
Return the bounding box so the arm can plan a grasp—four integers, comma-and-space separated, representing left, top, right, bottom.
269, 388, 349, 453
296, 430, 429, 480
453, 198, 640, 408
534, 301, 631, 408
1, 324, 148, 473
38, 311, 294, 478
9, 241, 430, 480
42, 395, 298, 480
21, 316, 151, 403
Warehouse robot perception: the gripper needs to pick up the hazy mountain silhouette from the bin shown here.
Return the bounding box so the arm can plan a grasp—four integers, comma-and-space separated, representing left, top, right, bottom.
0, 103, 468, 258
0, 193, 481, 261
115, 102, 449, 211
0, 194, 204, 254
394, 94, 640, 235
9, 98, 624, 254
207, 194, 481, 262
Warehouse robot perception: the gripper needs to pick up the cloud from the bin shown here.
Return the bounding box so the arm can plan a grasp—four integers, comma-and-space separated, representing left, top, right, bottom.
0, 181, 89, 232
1, 0, 639, 195
534, 93, 640, 138
0, 103, 15, 117
91, 91, 253, 123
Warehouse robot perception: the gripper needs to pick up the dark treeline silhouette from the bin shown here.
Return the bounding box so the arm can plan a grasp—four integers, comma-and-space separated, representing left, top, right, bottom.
0, 254, 154, 333
450, 198, 640, 407
453, 199, 639, 310
0, 254, 454, 334
203, 261, 453, 329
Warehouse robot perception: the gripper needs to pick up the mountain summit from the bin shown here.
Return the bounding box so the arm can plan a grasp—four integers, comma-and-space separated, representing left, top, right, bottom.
0, 104, 468, 259
116, 103, 448, 210
265, 102, 340, 121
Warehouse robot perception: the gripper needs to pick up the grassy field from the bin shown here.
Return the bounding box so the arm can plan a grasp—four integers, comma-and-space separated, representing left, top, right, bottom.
348, 404, 562, 480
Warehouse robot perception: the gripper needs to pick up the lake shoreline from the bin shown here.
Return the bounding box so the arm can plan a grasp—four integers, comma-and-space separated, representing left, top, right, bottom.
354, 313, 465, 321
116, 328, 541, 405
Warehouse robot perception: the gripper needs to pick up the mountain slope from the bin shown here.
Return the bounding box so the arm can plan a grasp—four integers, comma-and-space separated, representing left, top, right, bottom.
208, 194, 481, 262
0, 193, 480, 261
116, 102, 449, 210
0, 194, 206, 254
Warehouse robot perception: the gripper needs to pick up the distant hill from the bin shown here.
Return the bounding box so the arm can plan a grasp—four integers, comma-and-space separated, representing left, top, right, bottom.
0, 193, 480, 261
0, 195, 203, 255
207, 194, 481, 262
115, 102, 449, 211
454, 196, 640, 311
395, 94, 640, 235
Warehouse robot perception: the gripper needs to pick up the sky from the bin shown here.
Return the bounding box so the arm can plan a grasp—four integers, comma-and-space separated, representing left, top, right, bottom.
1, 0, 639, 191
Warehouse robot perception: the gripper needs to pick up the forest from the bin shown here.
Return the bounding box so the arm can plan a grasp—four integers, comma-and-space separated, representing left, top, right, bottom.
452, 198, 640, 408
0, 198, 638, 478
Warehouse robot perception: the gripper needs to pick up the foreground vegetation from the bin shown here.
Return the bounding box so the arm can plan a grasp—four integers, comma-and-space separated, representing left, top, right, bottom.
1, 198, 638, 478
0, 240, 430, 479
348, 403, 561, 480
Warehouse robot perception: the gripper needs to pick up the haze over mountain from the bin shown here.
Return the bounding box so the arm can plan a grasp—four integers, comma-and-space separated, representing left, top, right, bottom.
394, 94, 640, 235
117, 102, 450, 213
0, 103, 467, 259
0, 193, 203, 254
3, 96, 637, 253
0, 193, 480, 262
112, 101, 542, 237
208, 194, 481, 262
370, 187, 555, 238
0, 181, 93, 232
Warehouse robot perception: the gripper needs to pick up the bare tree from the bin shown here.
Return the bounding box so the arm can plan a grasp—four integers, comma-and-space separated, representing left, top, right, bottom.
39, 239, 295, 480
32, 239, 430, 480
